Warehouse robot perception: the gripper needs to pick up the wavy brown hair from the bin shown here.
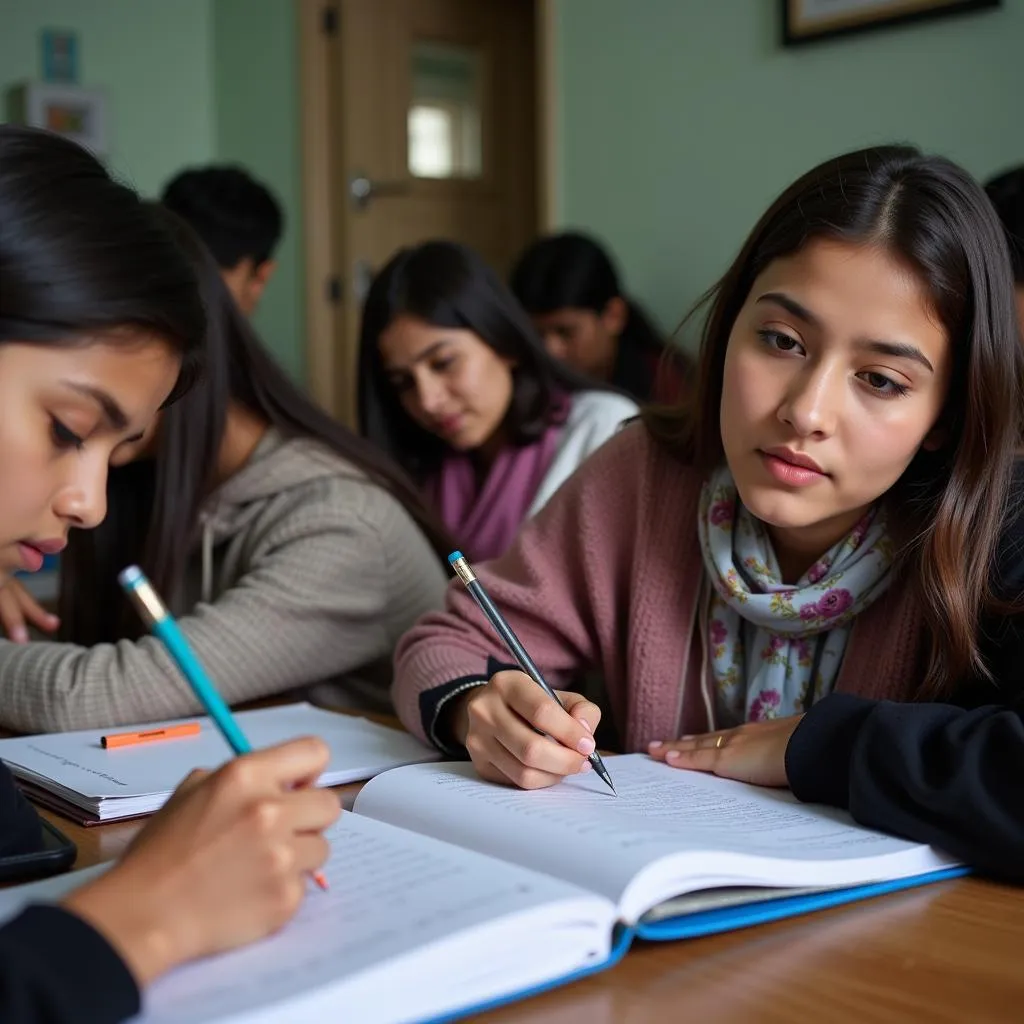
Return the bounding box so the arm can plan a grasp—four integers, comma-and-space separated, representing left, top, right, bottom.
644, 145, 1024, 697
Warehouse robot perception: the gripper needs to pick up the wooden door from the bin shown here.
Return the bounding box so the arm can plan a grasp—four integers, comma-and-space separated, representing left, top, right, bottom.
300, 0, 539, 425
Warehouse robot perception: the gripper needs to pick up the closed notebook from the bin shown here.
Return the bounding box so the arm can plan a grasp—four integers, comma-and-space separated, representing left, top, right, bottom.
0, 755, 965, 1024
0, 703, 438, 823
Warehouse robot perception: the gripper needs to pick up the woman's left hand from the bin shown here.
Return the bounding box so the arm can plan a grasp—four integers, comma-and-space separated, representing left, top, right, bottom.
647, 716, 804, 788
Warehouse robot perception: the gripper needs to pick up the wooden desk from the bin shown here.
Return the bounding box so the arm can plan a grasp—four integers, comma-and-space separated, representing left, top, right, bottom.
42, 806, 1024, 1022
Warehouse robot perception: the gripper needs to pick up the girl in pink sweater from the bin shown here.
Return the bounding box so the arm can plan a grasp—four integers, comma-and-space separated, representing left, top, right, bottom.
393, 145, 1024, 878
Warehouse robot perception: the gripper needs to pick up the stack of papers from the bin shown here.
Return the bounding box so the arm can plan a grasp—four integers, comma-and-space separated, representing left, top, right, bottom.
0, 703, 438, 823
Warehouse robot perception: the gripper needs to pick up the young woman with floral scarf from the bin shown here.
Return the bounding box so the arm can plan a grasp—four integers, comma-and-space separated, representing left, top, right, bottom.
392, 145, 1024, 880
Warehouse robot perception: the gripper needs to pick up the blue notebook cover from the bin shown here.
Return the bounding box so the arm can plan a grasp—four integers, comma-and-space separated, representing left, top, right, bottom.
422, 865, 968, 1024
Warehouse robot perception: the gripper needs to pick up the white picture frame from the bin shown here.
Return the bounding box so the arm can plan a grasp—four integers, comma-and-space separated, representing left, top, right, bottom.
7, 81, 109, 156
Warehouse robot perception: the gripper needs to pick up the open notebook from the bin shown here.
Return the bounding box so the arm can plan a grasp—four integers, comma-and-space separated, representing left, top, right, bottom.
0, 703, 437, 823
0, 755, 965, 1023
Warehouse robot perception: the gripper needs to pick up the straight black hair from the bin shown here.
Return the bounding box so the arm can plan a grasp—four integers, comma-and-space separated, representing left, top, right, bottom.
510, 231, 667, 356
357, 240, 602, 480
0, 125, 204, 398
58, 209, 451, 644
161, 164, 283, 269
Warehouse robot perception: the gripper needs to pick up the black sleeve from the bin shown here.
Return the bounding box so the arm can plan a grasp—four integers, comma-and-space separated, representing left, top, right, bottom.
0, 904, 140, 1024
785, 692, 1024, 879
785, 477, 1024, 880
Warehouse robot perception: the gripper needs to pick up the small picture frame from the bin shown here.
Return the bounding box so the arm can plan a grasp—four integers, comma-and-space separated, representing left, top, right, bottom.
782, 0, 1002, 46
6, 82, 109, 157
41, 29, 79, 84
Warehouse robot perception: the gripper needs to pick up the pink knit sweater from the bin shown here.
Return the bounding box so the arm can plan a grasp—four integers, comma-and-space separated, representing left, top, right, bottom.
393, 424, 926, 751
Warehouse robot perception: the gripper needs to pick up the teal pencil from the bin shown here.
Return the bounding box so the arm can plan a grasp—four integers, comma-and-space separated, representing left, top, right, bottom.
118, 565, 329, 891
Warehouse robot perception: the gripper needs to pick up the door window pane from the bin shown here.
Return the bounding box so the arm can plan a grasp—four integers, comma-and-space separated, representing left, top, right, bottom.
408, 42, 482, 179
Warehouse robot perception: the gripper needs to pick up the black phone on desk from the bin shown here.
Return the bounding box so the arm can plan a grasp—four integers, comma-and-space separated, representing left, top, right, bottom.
0, 818, 77, 885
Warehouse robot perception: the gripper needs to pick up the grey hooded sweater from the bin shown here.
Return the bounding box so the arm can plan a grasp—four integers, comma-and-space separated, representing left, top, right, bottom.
0, 430, 447, 732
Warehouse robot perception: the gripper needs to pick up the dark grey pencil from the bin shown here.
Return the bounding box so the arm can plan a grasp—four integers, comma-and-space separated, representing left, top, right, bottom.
448, 551, 617, 795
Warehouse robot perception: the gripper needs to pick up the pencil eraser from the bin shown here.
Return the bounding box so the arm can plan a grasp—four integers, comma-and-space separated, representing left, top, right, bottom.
448, 551, 463, 564
118, 565, 143, 587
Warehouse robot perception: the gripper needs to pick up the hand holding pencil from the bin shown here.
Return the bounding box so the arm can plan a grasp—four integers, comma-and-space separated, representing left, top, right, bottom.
64, 737, 339, 986
118, 565, 332, 891
447, 552, 616, 795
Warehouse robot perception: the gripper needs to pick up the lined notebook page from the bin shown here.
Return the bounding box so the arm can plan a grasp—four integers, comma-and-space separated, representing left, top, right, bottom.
139, 814, 612, 1024
354, 756, 957, 920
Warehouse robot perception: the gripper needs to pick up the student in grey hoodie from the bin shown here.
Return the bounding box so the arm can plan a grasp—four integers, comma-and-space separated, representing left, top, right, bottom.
0, 208, 450, 733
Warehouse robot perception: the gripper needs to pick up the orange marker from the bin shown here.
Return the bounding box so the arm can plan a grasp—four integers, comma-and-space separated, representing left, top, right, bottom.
101, 722, 202, 749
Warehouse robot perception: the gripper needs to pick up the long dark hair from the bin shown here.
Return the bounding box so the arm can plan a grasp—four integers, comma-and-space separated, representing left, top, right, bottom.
357, 240, 600, 480
0, 126, 203, 395
645, 144, 1024, 697
509, 231, 669, 378
58, 209, 451, 645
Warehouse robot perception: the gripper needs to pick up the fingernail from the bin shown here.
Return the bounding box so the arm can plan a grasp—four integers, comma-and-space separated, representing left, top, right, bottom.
578, 718, 593, 734
12, 627, 28, 644
648, 740, 663, 749
666, 750, 682, 762
579, 759, 592, 773
576, 736, 595, 755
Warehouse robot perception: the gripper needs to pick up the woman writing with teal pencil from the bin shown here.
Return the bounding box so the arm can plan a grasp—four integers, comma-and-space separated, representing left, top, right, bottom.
0, 126, 339, 1024
394, 145, 1024, 879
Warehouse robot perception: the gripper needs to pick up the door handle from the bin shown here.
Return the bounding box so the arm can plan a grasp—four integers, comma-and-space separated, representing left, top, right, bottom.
349, 173, 410, 211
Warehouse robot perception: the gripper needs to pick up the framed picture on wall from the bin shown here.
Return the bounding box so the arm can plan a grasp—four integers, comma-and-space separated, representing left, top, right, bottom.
6, 82, 108, 156
782, 0, 1002, 46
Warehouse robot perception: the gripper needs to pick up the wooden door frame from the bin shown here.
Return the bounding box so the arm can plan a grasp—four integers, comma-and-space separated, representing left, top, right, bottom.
295, 0, 556, 423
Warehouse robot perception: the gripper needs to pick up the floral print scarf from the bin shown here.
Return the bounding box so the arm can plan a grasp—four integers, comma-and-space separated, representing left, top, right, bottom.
697, 463, 894, 725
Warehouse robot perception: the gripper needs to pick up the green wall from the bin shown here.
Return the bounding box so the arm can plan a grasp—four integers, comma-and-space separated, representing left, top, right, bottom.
0, 0, 303, 380
211, 0, 304, 380
4, 1, 1022, 376
0, 0, 214, 196
554, 0, 1024, 347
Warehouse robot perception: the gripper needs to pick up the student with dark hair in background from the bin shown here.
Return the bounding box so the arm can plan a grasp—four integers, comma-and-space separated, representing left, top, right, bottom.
162, 164, 283, 317
358, 240, 638, 562
986, 166, 1024, 329
510, 231, 694, 404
